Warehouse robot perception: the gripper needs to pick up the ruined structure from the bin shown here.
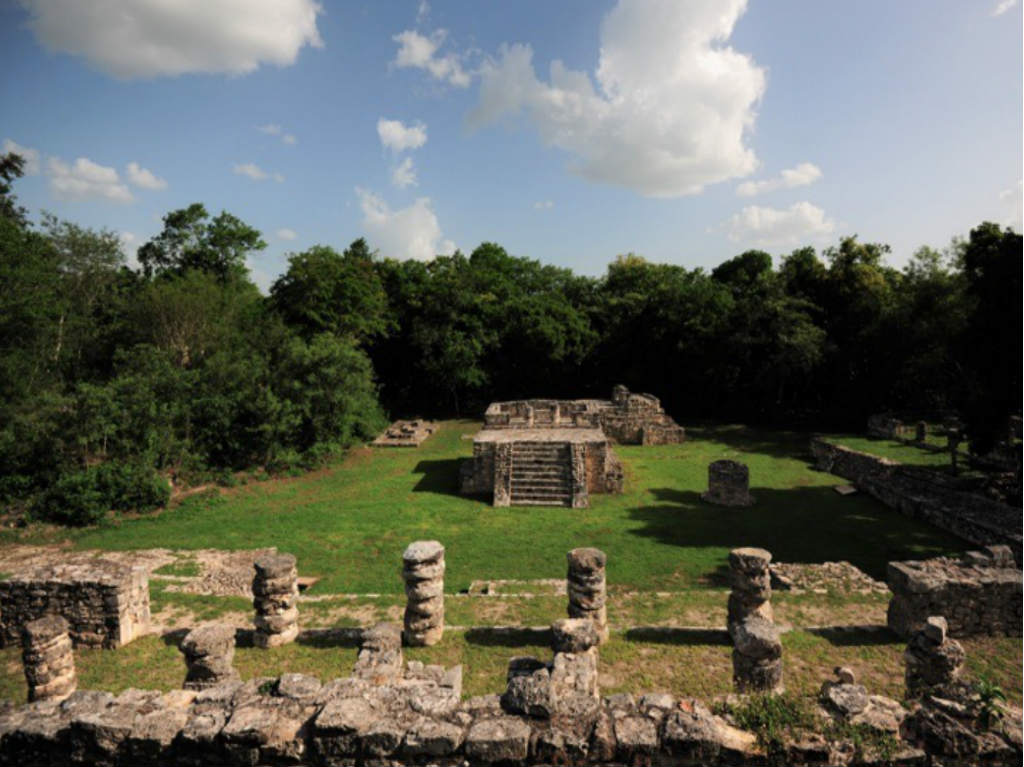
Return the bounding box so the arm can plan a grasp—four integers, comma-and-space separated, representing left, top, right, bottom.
904, 616, 966, 697
0, 561, 150, 649
727, 547, 783, 693
180, 624, 239, 691
371, 420, 437, 447
886, 546, 1022, 639
701, 460, 755, 507
251, 553, 299, 648
402, 541, 445, 647
21, 615, 77, 703
566, 548, 608, 642
810, 437, 1023, 559
461, 386, 682, 507
353, 622, 404, 683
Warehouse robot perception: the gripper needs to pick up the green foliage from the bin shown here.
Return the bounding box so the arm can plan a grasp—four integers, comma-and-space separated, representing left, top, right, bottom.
95, 461, 170, 513
717, 693, 814, 754
34, 468, 108, 526
972, 676, 1007, 730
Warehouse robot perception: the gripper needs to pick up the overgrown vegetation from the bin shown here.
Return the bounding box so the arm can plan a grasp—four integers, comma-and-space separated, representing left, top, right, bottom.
1, 150, 1020, 525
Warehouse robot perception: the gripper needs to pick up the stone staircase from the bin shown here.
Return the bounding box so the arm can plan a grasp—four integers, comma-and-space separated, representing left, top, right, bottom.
510, 442, 572, 507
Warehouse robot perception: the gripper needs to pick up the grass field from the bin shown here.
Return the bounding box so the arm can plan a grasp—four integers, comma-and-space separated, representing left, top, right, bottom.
3, 422, 1016, 707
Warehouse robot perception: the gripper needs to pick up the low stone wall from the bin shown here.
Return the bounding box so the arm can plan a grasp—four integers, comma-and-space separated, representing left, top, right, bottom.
810, 438, 1023, 560
886, 547, 1023, 639
0, 561, 150, 649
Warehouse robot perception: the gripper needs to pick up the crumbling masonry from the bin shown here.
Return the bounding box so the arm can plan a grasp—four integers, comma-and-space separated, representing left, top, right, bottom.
251, 553, 299, 648
727, 547, 783, 693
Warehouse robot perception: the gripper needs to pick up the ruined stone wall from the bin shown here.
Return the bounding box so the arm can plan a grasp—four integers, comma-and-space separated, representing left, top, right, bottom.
887, 548, 1022, 639
810, 438, 1023, 560
0, 562, 150, 649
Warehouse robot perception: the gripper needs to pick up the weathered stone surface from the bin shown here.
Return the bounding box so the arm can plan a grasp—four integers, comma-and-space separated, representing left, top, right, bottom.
21, 615, 76, 703
251, 553, 299, 650
728, 547, 783, 694
613, 714, 658, 762
464, 716, 531, 763
662, 700, 758, 762
702, 459, 755, 506
354, 622, 404, 684
402, 716, 465, 757
904, 619, 966, 696
820, 682, 870, 716
180, 623, 239, 691
567, 547, 608, 642
551, 617, 601, 654
403, 540, 445, 647
502, 660, 552, 718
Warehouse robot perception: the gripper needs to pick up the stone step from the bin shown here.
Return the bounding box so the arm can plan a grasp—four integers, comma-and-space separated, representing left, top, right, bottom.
511, 481, 571, 492
512, 465, 567, 475
511, 448, 568, 458
510, 494, 571, 506
512, 474, 568, 484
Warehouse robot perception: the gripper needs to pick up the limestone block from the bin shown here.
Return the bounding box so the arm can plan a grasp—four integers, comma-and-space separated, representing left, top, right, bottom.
567, 547, 608, 642
702, 460, 755, 507
21, 615, 76, 703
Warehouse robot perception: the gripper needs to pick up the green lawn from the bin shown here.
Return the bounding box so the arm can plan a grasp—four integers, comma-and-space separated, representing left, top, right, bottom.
2, 422, 968, 594
819, 433, 953, 469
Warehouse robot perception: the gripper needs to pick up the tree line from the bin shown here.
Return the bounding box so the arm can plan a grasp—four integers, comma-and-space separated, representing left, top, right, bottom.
1, 151, 1020, 524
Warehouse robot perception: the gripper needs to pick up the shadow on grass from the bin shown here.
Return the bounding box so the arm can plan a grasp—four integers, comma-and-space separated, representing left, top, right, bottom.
805, 625, 898, 647
629, 484, 969, 582
463, 627, 552, 647
412, 458, 465, 497
685, 425, 814, 462
623, 627, 730, 646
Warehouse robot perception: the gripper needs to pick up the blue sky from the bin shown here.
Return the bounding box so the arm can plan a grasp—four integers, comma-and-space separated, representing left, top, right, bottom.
2, 0, 1021, 290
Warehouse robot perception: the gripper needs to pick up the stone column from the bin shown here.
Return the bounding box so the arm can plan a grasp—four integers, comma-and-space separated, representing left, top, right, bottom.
567, 548, 608, 642
354, 622, 404, 684
403, 541, 445, 646
904, 616, 965, 697
252, 553, 299, 648
180, 624, 239, 690
570, 443, 588, 509
702, 460, 755, 506
21, 615, 76, 702
728, 547, 782, 693
493, 443, 512, 507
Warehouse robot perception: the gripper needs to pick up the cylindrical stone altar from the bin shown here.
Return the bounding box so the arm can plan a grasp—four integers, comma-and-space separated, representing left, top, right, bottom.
252, 553, 299, 648
727, 547, 782, 693
180, 624, 239, 690
21, 615, 76, 702
567, 548, 608, 642
702, 460, 755, 507
403, 541, 445, 646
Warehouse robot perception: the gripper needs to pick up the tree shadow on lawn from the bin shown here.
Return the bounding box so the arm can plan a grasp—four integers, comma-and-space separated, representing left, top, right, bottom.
685, 425, 815, 462
804, 626, 898, 647
412, 458, 465, 497
631, 485, 970, 582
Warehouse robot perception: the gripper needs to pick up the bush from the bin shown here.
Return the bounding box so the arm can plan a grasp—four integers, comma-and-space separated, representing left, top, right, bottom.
34, 468, 107, 526
96, 461, 170, 513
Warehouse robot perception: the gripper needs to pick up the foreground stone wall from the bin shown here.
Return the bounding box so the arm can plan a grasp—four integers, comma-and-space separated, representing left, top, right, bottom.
0, 561, 150, 649
810, 437, 1023, 560
887, 547, 1023, 639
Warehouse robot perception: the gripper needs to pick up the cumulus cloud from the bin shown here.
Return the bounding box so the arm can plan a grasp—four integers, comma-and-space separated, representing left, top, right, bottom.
377, 118, 428, 152
3, 138, 41, 175
392, 29, 471, 88
276, 227, 298, 241
125, 161, 167, 190
356, 188, 454, 261
533, 200, 554, 210
468, 0, 765, 198
391, 157, 418, 189
233, 163, 284, 183
723, 202, 836, 247
992, 0, 1018, 16
16, 0, 323, 79
736, 162, 821, 197
47, 156, 133, 203
258, 123, 297, 145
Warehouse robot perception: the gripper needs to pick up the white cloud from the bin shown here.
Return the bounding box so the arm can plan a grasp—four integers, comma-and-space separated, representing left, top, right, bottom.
276, 227, 298, 241
999, 180, 1022, 230
736, 162, 822, 197
233, 162, 283, 183
120, 231, 140, 268
468, 0, 765, 198
2, 139, 41, 175
356, 187, 454, 261
392, 29, 470, 88
723, 201, 836, 247
533, 200, 554, 210
258, 123, 297, 145
47, 156, 134, 203
125, 161, 167, 190
992, 0, 1018, 16
16, 0, 323, 79
377, 118, 428, 152
416, 1, 430, 25
391, 157, 418, 189
282, 134, 297, 145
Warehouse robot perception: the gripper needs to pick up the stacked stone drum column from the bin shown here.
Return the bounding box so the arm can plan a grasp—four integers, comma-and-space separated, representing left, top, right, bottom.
252, 553, 299, 648
403, 541, 445, 646
180, 624, 239, 690
21, 615, 76, 702
567, 548, 608, 642
702, 460, 755, 506
904, 616, 965, 697
727, 547, 783, 693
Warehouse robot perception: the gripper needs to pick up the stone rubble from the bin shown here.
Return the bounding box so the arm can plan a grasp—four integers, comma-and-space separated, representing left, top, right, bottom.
179, 624, 239, 691
402, 540, 445, 646
566, 547, 608, 642
21, 615, 77, 703
353, 622, 404, 684
702, 460, 755, 507
727, 547, 783, 693
251, 553, 299, 649
904, 616, 966, 698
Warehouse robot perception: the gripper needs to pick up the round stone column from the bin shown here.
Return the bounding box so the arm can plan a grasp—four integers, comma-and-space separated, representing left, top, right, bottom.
403, 541, 445, 646
21, 615, 77, 702
727, 547, 782, 693
702, 460, 755, 506
181, 624, 239, 690
567, 547, 608, 642
252, 553, 299, 648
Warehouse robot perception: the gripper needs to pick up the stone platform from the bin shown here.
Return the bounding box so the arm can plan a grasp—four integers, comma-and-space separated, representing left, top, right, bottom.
372, 420, 437, 447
